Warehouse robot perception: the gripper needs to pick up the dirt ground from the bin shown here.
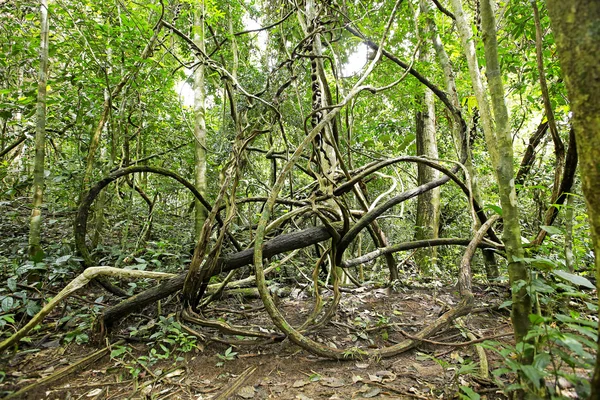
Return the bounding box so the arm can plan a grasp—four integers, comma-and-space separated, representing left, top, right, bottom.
0, 283, 514, 400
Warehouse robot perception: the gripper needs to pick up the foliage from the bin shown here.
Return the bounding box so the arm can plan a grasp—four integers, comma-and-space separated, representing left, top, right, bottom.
484, 255, 596, 398
0, 0, 597, 395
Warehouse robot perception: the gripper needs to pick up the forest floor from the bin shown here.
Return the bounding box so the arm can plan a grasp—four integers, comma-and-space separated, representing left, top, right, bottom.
0, 200, 521, 399
1, 285, 515, 399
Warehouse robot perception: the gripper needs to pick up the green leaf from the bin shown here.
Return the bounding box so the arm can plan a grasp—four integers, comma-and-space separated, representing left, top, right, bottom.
553, 270, 596, 289
55, 255, 72, 264
540, 225, 563, 236
7, 278, 17, 292
459, 386, 480, 400
555, 314, 598, 328
484, 204, 503, 216
530, 258, 556, 270
533, 353, 551, 370
528, 314, 545, 325
498, 300, 512, 309
1, 296, 14, 312
458, 362, 478, 375
26, 300, 42, 316
111, 346, 128, 358
520, 365, 545, 389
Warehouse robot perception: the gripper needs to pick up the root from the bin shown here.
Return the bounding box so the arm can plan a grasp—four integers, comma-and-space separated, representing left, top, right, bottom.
0, 267, 175, 353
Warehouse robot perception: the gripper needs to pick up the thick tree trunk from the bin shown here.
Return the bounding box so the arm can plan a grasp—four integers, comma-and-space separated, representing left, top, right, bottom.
414, 71, 440, 270
545, 1, 600, 395
28, 0, 49, 261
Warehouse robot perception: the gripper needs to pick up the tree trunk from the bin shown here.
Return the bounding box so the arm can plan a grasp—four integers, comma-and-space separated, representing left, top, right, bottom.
414, 57, 440, 271
450, 0, 531, 358
421, 0, 498, 279
193, 4, 208, 239
480, 0, 530, 358
545, 1, 600, 395
564, 193, 575, 273
28, 0, 49, 261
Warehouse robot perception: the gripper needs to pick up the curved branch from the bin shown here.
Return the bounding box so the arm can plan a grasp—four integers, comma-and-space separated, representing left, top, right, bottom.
335, 156, 501, 254
532, 128, 578, 245
0, 134, 26, 159
431, 0, 456, 20
341, 237, 495, 268
234, 10, 295, 36
75, 165, 232, 267
515, 120, 548, 189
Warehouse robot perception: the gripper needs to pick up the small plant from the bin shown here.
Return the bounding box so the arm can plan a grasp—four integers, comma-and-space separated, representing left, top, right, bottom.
342, 346, 368, 359
216, 346, 238, 366
216, 346, 238, 367
148, 315, 198, 355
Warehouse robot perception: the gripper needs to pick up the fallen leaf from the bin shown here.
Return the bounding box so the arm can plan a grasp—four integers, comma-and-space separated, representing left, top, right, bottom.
165, 369, 185, 378
321, 377, 345, 388
237, 385, 255, 399
362, 387, 382, 398
87, 388, 103, 397
292, 380, 309, 388
375, 370, 396, 382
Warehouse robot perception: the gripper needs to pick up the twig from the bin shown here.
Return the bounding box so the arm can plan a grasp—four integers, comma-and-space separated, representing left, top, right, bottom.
4, 340, 123, 399
213, 366, 257, 400
367, 380, 430, 399
399, 330, 513, 347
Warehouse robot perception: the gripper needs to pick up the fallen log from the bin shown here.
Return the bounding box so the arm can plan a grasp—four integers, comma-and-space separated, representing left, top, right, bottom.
102, 224, 342, 326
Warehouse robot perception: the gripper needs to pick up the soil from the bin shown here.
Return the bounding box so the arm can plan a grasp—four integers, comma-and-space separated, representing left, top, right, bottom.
0, 284, 513, 400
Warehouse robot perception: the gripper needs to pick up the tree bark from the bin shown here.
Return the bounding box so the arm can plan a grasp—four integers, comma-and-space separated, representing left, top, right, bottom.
450, 0, 531, 357
545, 1, 600, 395
193, 4, 208, 239
28, 0, 49, 261
414, 60, 441, 271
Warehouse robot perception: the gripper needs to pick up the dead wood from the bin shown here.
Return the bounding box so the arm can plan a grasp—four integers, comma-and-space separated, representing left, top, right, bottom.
102, 224, 343, 326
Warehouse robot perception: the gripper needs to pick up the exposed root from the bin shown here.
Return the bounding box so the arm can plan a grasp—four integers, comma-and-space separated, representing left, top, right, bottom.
0, 267, 175, 353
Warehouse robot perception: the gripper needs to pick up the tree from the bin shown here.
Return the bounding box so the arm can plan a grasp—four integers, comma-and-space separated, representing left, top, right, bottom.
545, 0, 600, 395
414, 1, 440, 271
450, 0, 531, 360
28, 0, 49, 261
193, 2, 208, 239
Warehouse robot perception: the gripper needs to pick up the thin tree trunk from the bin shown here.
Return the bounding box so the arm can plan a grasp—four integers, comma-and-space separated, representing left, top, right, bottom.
545, 1, 600, 395
422, 0, 498, 278
193, 4, 207, 239
28, 0, 49, 260
564, 193, 574, 273
450, 0, 531, 358
530, 0, 565, 247
480, 0, 530, 357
